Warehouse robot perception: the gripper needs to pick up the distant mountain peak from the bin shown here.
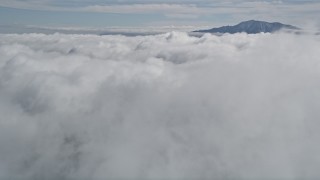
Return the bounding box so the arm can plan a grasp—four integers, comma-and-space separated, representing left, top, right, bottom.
194, 20, 300, 34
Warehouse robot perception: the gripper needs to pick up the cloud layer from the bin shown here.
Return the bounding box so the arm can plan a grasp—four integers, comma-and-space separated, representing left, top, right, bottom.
1, 32, 320, 179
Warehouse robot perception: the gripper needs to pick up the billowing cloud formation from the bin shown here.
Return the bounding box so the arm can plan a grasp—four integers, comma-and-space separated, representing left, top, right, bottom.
1, 32, 320, 179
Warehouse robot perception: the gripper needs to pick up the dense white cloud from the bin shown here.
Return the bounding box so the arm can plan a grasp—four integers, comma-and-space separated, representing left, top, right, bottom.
1, 32, 320, 179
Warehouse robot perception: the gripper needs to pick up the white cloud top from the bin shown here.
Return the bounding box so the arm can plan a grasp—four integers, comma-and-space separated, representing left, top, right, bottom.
1, 32, 320, 178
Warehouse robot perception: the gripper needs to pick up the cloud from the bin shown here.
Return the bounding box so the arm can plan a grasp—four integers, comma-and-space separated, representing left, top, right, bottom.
82, 4, 204, 14
165, 13, 199, 19
1, 32, 320, 179
0, 0, 207, 13
1, 0, 320, 16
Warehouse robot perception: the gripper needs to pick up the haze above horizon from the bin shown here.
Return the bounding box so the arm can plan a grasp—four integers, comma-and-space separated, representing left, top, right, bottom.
0, 0, 320, 32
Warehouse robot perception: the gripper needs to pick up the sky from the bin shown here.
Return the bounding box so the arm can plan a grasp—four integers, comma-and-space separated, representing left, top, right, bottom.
0, 0, 320, 31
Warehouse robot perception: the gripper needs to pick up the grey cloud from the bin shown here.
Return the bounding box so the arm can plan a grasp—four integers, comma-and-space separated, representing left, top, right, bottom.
1, 32, 320, 179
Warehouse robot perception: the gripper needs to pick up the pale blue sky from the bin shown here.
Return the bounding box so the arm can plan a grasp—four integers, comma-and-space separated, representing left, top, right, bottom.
0, 0, 319, 31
